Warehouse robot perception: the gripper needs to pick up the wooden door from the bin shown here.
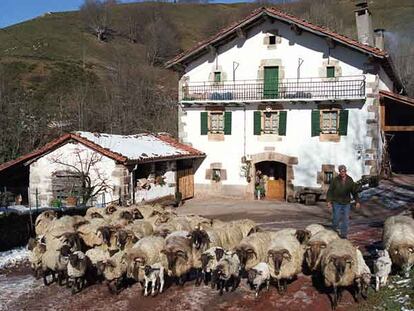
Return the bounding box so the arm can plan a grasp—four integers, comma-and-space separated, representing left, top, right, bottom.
177, 168, 194, 200
263, 66, 279, 99
266, 179, 285, 200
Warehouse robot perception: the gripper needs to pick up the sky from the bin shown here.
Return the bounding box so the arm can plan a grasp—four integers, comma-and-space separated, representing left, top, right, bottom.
0, 0, 247, 29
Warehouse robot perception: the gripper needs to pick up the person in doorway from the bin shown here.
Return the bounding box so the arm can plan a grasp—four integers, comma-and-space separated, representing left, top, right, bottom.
255, 170, 265, 199
327, 165, 360, 239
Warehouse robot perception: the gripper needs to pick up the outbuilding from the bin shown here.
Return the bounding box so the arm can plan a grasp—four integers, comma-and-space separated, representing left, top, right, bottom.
0, 132, 205, 208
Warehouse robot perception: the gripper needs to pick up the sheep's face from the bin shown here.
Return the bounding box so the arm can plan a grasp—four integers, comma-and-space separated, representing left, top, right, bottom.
305, 242, 326, 271
119, 211, 133, 222
144, 265, 153, 277
375, 257, 391, 274
90, 212, 103, 219
268, 249, 291, 275
116, 230, 129, 249
200, 254, 214, 272
61, 232, 81, 252
60, 245, 72, 257
376, 249, 389, 258
247, 269, 259, 287
69, 253, 80, 267
188, 229, 209, 250
130, 208, 144, 220
236, 247, 257, 270
162, 249, 188, 272
389, 244, 414, 276
27, 238, 37, 251
215, 261, 230, 280
329, 255, 353, 282
97, 226, 112, 246
105, 205, 117, 215
295, 230, 311, 244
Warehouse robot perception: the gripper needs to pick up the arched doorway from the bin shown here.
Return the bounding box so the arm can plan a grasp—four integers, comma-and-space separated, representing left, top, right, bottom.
255, 161, 286, 200
249, 152, 298, 201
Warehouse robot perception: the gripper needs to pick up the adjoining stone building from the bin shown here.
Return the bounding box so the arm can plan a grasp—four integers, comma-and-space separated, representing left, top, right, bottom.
0, 132, 205, 207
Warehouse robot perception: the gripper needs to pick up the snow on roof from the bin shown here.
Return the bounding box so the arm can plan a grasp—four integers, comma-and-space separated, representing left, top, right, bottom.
75, 131, 195, 161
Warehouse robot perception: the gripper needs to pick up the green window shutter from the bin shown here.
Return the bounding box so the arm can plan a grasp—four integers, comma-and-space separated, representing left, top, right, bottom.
214, 72, 221, 82
311, 110, 321, 137
327, 66, 335, 78
339, 110, 349, 136
254, 111, 262, 135
278, 111, 287, 136
200, 112, 208, 135
224, 111, 232, 135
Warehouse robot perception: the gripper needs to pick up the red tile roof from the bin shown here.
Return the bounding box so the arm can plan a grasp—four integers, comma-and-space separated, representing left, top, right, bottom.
165, 7, 402, 90
0, 132, 205, 173
380, 90, 414, 108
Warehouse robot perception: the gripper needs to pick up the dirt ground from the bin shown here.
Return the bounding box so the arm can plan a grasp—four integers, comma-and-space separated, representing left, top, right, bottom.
2, 175, 414, 311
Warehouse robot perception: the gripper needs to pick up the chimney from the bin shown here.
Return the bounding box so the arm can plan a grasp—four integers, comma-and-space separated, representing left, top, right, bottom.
355, 1, 374, 46
374, 28, 385, 50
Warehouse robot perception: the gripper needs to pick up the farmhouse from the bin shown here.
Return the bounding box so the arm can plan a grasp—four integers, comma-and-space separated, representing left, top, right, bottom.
0, 132, 205, 208
166, 3, 414, 201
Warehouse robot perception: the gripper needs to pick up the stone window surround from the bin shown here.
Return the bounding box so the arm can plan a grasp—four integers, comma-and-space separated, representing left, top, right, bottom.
205, 106, 225, 141
263, 29, 282, 49
319, 108, 341, 142
208, 65, 228, 83
257, 59, 285, 81
319, 59, 342, 80
317, 164, 336, 185
205, 162, 227, 182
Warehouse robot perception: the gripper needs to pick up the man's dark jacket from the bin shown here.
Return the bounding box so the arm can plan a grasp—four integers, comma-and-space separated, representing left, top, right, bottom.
327, 175, 359, 204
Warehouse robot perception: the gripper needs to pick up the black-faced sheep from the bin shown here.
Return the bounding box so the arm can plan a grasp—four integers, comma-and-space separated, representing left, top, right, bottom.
212, 252, 241, 295
305, 228, 339, 272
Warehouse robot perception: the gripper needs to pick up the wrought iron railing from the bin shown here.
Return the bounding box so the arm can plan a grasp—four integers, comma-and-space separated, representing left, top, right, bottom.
180, 76, 366, 102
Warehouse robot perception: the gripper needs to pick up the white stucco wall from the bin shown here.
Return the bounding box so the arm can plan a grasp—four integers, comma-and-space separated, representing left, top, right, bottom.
179, 18, 390, 193
29, 142, 124, 207
134, 161, 177, 202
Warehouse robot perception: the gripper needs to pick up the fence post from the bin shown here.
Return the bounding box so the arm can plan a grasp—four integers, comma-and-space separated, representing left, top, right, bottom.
36, 188, 39, 212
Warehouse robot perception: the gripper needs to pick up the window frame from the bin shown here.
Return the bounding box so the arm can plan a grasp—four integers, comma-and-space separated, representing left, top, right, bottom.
209, 111, 225, 134
214, 71, 222, 83
268, 35, 277, 45
326, 66, 336, 78
320, 110, 339, 134
262, 110, 280, 134
324, 171, 334, 184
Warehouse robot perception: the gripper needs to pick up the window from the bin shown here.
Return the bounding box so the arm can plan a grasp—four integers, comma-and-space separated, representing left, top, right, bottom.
214, 71, 222, 83
321, 111, 338, 134
327, 66, 335, 78
324, 171, 334, 184
212, 169, 221, 182
210, 112, 224, 133
263, 111, 279, 134
269, 35, 276, 45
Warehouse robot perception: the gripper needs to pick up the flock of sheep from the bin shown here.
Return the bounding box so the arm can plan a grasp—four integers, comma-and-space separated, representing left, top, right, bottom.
26, 203, 414, 310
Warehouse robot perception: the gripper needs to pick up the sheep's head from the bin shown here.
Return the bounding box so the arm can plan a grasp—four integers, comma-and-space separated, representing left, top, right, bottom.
116, 230, 137, 250
236, 247, 257, 270
130, 208, 144, 220
105, 204, 117, 215
389, 244, 414, 276
215, 259, 230, 280
376, 249, 389, 258
97, 226, 113, 246
215, 248, 224, 261
90, 212, 103, 219
247, 268, 260, 287
305, 241, 327, 271
154, 212, 172, 225
200, 253, 214, 271
27, 238, 37, 251
187, 228, 210, 250
247, 226, 262, 236
268, 249, 291, 275
61, 232, 82, 252
119, 211, 133, 223
329, 254, 353, 282
162, 249, 188, 272
295, 229, 311, 244
60, 245, 72, 257
69, 253, 81, 267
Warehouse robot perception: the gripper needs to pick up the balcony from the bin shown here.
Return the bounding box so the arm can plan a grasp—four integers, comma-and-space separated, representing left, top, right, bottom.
180, 76, 366, 104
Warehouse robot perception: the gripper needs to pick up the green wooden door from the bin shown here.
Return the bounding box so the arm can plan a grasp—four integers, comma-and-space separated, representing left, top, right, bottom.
263, 66, 279, 99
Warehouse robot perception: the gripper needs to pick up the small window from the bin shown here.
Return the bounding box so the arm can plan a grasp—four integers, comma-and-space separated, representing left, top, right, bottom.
210, 112, 224, 133
327, 66, 335, 78
321, 111, 338, 134
214, 72, 221, 83
269, 35, 276, 45
263, 111, 279, 134
324, 171, 334, 184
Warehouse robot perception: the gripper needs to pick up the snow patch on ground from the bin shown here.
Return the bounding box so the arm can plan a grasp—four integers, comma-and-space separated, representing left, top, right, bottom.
0, 274, 41, 310
0, 247, 29, 270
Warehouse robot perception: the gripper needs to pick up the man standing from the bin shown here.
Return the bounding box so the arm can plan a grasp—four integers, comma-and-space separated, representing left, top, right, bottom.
327, 165, 360, 239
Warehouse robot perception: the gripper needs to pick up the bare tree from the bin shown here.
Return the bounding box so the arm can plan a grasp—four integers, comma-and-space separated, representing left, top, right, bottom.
50, 147, 112, 205
80, 0, 117, 41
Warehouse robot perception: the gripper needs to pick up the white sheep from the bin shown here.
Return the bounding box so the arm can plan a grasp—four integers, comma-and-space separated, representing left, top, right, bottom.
374, 249, 392, 292
35, 210, 58, 236
267, 234, 304, 293
356, 248, 371, 298
213, 252, 241, 295
143, 263, 165, 297
247, 262, 271, 298
305, 228, 339, 272
305, 224, 326, 236
200, 246, 225, 285
321, 239, 360, 309
41, 245, 71, 286
383, 215, 414, 277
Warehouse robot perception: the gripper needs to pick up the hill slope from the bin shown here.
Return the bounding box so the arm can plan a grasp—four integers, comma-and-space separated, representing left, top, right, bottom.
0, 0, 412, 163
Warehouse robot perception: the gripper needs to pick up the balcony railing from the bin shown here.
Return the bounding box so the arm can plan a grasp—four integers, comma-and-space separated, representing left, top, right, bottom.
180, 76, 366, 103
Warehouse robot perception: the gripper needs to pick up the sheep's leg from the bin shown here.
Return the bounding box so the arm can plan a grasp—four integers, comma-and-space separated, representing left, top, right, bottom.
331, 286, 339, 310
283, 279, 287, 293
178, 275, 186, 286
266, 279, 270, 291
219, 280, 224, 296
43, 270, 50, 286
195, 269, 202, 286
375, 276, 380, 292
144, 280, 149, 296
159, 277, 164, 294
382, 275, 388, 286
203, 272, 209, 285
151, 279, 157, 297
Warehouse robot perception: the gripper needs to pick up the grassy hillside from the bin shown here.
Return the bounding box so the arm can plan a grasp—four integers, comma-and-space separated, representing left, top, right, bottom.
0, 0, 413, 163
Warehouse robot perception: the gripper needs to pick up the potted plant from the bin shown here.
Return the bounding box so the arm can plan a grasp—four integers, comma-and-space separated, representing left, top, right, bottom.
66, 185, 78, 207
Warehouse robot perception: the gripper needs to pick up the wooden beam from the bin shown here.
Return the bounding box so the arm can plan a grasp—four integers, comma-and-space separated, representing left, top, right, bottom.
290, 24, 302, 35
383, 125, 414, 132
326, 37, 336, 49
207, 45, 216, 54
236, 27, 246, 39
380, 104, 385, 129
